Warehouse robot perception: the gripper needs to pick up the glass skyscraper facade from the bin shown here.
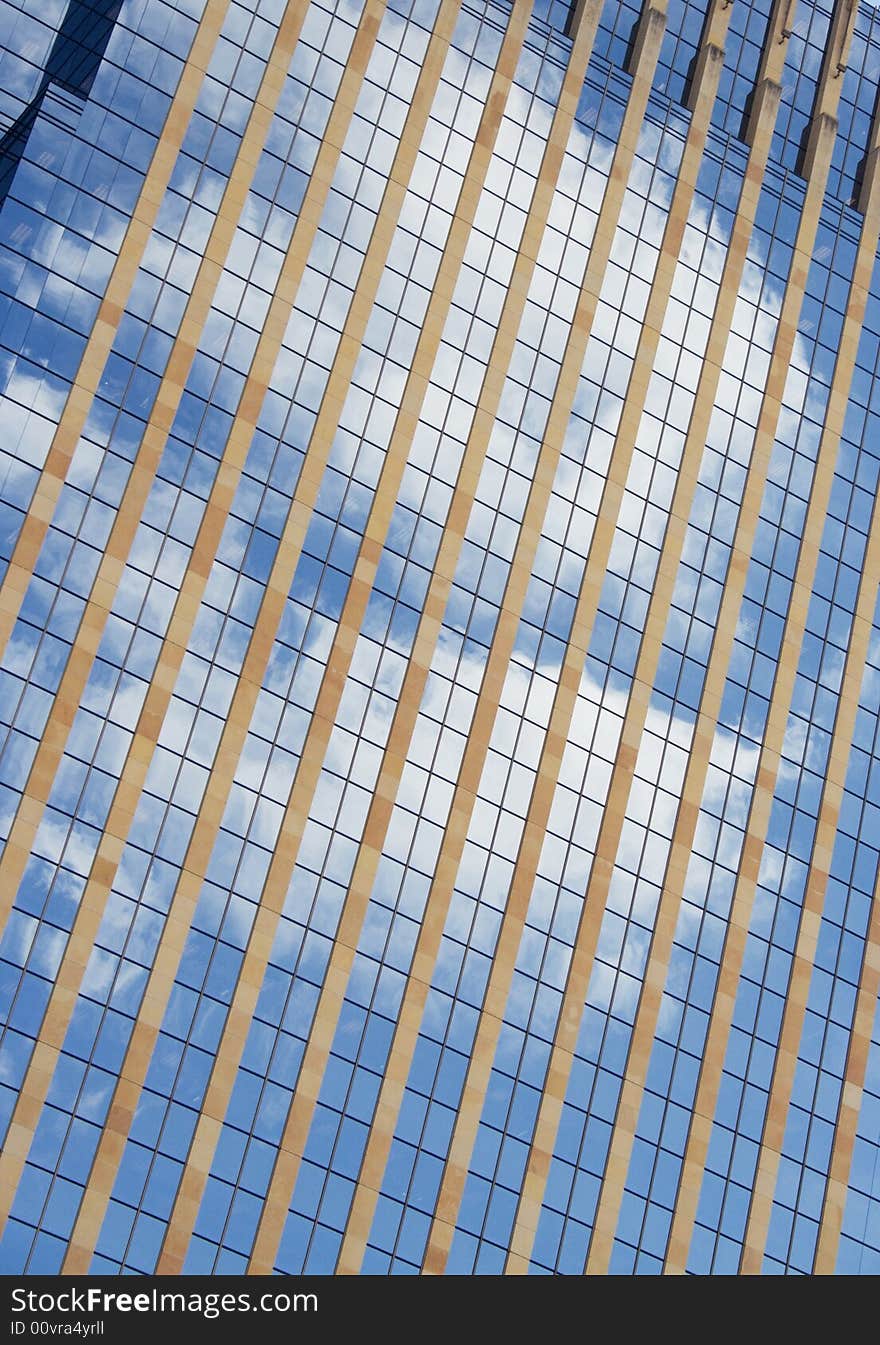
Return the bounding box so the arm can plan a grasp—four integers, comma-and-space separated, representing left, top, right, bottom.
1, 0, 880, 1277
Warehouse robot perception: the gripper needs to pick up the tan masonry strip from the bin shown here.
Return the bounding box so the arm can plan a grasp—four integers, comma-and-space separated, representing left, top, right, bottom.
663, 0, 864, 1276
815, 128, 880, 1283
246, 0, 612, 1278
585, 0, 858, 1276
153, 0, 537, 1275
0, 0, 233, 661
0, 0, 393, 1244
56, 0, 474, 1274
420, 1, 745, 1278
0, 0, 342, 930
739, 79, 880, 1280
327, 0, 676, 1279
504, 0, 801, 1277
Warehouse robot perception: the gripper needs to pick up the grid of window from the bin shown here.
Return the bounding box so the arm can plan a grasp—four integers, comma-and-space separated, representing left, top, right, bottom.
577, 169, 803, 1278
0, 0, 289, 879
711, 0, 773, 140
616, 198, 865, 1277
531, 0, 573, 36
512, 129, 741, 1276
232, 31, 640, 1280
764, 610, 880, 1273
337, 57, 640, 1280
352, 87, 719, 1275
0, 0, 66, 128
0, 0, 205, 597
78, 0, 516, 1275
524, 145, 800, 1277
827, 2, 880, 208
0, 0, 354, 1138
771, 0, 833, 174
0, 0, 136, 212
593, 0, 643, 70
3, 0, 880, 1283
0, 0, 252, 1128
439, 91, 689, 1276
262, 15, 606, 1277
681, 204, 876, 1276
655, 0, 709, 105
609, 194, 860, 1267
0, 0, 381, 1274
